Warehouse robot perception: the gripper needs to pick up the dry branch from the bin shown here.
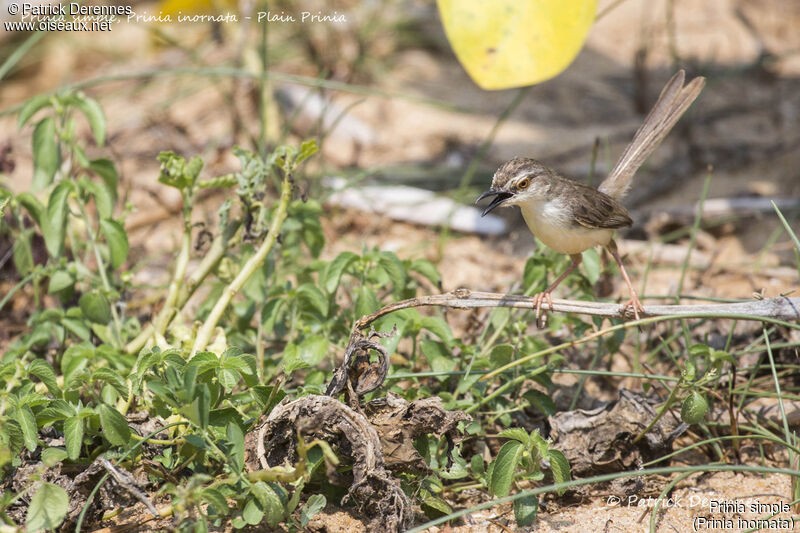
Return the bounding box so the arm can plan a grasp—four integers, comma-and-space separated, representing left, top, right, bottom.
354, 289, 800, 330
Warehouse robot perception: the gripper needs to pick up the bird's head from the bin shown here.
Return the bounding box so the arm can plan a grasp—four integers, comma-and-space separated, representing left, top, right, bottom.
476, 157, 552, 216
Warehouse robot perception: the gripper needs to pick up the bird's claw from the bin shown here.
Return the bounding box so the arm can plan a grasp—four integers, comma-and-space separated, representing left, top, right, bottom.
532, 291, 553, 329
620, 293, 645, 321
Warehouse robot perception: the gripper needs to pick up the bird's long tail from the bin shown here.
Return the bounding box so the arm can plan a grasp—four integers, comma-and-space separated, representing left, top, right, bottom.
598, 70, 705, 200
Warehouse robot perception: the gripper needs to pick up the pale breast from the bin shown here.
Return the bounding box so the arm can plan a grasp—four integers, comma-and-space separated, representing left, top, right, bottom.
519, 199, 614, 255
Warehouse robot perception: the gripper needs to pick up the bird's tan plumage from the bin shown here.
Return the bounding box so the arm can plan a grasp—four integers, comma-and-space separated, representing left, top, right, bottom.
477, 70, 706, 322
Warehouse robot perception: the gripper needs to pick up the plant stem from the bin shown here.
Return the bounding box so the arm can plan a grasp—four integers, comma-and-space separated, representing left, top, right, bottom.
190, 176, 292, 356
633, 378, 682, 443
124, 223, 241, 355
152, 221, 192, 339
76, 201, 123, 348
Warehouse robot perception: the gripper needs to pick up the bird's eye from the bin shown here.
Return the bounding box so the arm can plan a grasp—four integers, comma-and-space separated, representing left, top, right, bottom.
517, 178, 529, 190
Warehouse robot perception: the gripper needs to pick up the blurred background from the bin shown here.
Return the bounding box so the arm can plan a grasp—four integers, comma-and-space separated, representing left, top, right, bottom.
1, 0, 799, 298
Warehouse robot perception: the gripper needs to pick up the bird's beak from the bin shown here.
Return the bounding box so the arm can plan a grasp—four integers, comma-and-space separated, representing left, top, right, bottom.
475, 188, 513, 217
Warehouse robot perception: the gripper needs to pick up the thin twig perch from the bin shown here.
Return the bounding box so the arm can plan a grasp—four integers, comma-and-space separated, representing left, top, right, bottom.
353, 289, 800, 330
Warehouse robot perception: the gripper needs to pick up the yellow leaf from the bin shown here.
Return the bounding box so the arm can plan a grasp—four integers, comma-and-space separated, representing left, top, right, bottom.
437, 0, 597, 90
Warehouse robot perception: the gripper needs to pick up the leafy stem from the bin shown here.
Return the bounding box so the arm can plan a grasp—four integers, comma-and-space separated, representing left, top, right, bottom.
75, 198, 123, 348
191, 168, 294, 356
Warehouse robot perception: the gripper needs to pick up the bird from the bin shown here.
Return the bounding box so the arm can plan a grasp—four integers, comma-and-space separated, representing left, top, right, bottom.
476, 70, 705, 322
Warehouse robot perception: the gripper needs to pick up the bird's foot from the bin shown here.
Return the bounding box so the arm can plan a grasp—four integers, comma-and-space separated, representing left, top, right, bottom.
532, 291, 554, 328
620, 292, 645, 321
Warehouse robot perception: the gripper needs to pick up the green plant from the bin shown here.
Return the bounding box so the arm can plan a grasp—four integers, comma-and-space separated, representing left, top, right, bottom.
0, 90, 478, 531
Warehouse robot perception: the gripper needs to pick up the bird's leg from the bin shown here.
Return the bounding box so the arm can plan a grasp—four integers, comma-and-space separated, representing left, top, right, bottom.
607, 240, 644, 320
533, 254, 583, 322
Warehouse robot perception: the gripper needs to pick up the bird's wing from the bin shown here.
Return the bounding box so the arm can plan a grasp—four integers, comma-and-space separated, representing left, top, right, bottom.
572, 187, 633, 229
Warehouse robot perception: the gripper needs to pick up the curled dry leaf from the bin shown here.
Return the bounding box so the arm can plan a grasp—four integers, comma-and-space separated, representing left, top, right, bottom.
548, 389, 683, 494
246, 395, 412, 533
326, 329, 394, 398
364, 393, 471, 472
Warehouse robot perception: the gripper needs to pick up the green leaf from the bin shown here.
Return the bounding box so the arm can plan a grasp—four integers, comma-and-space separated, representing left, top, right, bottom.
13, 230, 33, 276
99, 218, 129, 269
299, 335, 328, 366
222, 354, 255, 376
296, 283, 327, 317
242, 499, 263, 525
15, 405, 38, 452
711, 349, 734, 365
191, 384, 210, 430
354, 285, 379, 318
523, 257, 546, 290
42, 181, 72, 257
281, 343, 308, 373
89, 158, 118, 200
26, 482, 68, 532
73, 144, 89, 168
217, 368, 239, 392
378, 251, 406, 294
420, 316, 454, 347
421, 339, 456, 374
297, 139, 318, 165
250, 482, 284, 526
16, 192, 44, 226
470, 454, 485, 475
421, 495, 453, 518
92, 368, 128, 398
226, 422, 245, 471
186, 351, 220, 375
202, 488, 228, 514
32, 117, 59, 191
4, 420, 24, 455
41, 447, 68, 467
183, 434, 207, 450
489, 440, 523, 497
300, 494, 326, 527
547, 449, 571, 494
36, 400, 74, 426
529, 430, 549, 457
64, 416, 83, 460
79, 292, 111, 324
79, 177, 113, 219
301, 218, 325, 258
688, 343, 711, 357
61, 317, 91, 341
29, 359, 60, 396
498, 428, 530, 444
489, 343, 514, 368
323, 251, 358, 294
581, 247, 600, 285
62, 343, 92, 388
157, 151, 202, 191
523, 389, 556, 417
440, 449, 469, 480
98, 404, 130, 446
409, 258, 441, 287
48, 269, 75, 294
18, 93, 52, 129
513, 494, 538, 527
74, 94, 106, 146
261, 298, 284, 334
680, 391, 708, 425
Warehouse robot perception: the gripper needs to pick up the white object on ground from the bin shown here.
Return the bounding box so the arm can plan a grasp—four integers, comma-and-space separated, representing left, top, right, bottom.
324, 177, 507, 236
